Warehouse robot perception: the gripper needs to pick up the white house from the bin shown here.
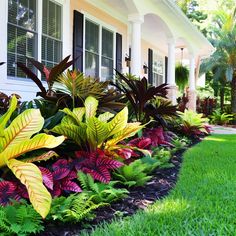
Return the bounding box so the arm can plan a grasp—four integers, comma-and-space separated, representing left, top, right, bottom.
0, 0, 214, 110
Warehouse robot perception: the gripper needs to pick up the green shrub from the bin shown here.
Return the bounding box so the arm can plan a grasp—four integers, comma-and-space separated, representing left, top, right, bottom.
0, 201, 44, 236
210, 109, 233, 125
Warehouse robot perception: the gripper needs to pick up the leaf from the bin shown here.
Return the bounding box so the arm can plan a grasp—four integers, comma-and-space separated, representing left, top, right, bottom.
106, 122, 143, 147
86, 117, 108, 149
7, 159, 52, 218
51, 124, 85, 145
1, 109, 44, 150
0, 95, 18, 136
84, 96, 98, 119
73, 107, 85, 122
22, 151, 59, 163
98, 112, 115, 122
61, 180, 82, 193
107, 107, 128, 137
39, 167, 53, 190
0, 134, 65, 164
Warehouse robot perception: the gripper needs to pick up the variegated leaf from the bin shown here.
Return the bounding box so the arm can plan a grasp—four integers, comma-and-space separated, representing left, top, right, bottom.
72, 107, 85, 122
0, 134, 64, 165
22, 151, 59, 163
98, 112, 114, 122
51, 124, 85, 144
107, 107, 128, 137
0, 95, 18, 135
84, 96, 98, 119
61, 115, 77, 125
7, 159, 51, 218
106, 122, 143, 147
1, 109, 44, 150
61, 108, 81, 125
86, 117, 108, 149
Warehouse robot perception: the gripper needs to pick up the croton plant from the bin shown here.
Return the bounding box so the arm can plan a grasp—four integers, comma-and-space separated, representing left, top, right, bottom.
0, 96, 65, 218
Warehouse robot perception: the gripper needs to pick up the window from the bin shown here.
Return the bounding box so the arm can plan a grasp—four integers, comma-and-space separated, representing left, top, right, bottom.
7, 0, 37, 78
7, 0, 62, 79
153, 52, 164, 86
42, 0, 62, 69
85, 19, 114, 80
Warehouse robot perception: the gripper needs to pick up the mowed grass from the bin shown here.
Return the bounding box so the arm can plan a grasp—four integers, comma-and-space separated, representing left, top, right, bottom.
81, 135, 236, 236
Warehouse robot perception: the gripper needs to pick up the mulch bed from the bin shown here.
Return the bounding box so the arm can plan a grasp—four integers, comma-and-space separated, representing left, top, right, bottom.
36, 140, 202, 236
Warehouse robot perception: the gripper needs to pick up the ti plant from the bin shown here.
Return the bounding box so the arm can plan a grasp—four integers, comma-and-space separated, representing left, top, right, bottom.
16, 55, 75, 100
113, 70, 169, 122
0, 96, 65, 218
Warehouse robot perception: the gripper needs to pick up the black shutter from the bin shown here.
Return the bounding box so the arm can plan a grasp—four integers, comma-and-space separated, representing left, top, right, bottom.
148, 48, 153, 84
165, 56, 168, 84
73, 10, 84, 72
116, 33, 122, 73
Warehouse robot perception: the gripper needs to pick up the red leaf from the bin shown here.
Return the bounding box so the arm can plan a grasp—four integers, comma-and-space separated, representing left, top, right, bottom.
52, 159, 69, 171
61, 180, 82, 193
39, 167, 54, 190
53, 168, 71, 180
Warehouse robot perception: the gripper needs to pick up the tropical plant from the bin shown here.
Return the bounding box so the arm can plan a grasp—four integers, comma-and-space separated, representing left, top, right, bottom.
48, 193, 106, 223
177, 109, 210, 138
200, 8, 236, 114
177, 94, 189, 112
113, 159, 152, 187
170, 138, 189, 154
175, 64, 189, 92
210, 109, 233, 125
113, 71, 169, 122
50, 96, 145, 158
78, 171, 129, 203
16, 55, 75, 100
0, 96, 65, 218
0, 200, 44, 236
144, 97, 178, 127
39, 158, 82, 197
196, 97, 217, 116
0, 92, 21, 115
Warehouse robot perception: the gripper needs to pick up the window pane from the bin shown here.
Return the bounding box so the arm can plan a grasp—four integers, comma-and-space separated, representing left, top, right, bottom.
42, 0, 62, 73
101, 57, 113, 80
85, 20, 99, 53
102, 28, 113, 58
85, 52, 99, 78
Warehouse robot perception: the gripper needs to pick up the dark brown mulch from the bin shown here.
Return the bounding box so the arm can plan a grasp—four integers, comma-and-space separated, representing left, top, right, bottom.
35, 148, 186, 236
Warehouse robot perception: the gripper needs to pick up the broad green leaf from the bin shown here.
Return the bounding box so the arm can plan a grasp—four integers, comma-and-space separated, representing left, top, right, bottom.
7, 159, 51, 218
84, 96, 98, 119
51, 124, 86, 144
0, 95, 18, 135
1, 109, 44, 150
0, 134, 65, 166
98, 112, 115, 122
107, 107, 128, 137
86, 117, 108, 149
61, 115, 78, 125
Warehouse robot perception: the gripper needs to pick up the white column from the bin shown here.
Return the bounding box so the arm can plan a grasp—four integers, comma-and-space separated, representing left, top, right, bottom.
189, 54, 195, 90
167, 39, 176, 85
187, 54, 197, 111
128, 14, 143, 77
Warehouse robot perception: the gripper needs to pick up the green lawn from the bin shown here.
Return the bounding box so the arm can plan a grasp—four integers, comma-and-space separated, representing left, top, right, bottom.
81, 135, 236, 236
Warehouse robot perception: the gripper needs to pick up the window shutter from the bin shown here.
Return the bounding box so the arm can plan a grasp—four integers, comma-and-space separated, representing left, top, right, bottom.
116, 33, 122, 73
73, 10, 84, 71
148, 48, 153, 84
165, 56, 168, 84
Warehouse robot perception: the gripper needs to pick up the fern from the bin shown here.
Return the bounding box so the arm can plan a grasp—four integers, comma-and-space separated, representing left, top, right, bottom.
113, 160, 152, 187
78, 172, 129, 203
0, 200, 44, 236
48, 193, 107, 223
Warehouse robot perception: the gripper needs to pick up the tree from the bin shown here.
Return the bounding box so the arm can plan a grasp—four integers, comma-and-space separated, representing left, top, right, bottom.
201, 8, 236, 113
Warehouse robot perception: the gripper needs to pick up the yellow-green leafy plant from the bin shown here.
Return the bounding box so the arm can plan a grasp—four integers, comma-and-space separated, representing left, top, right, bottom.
0, 96, 65, 218
51, 96, 146, 154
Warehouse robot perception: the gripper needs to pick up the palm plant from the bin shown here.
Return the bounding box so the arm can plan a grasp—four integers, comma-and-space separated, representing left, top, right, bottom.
200, 8, 236, 113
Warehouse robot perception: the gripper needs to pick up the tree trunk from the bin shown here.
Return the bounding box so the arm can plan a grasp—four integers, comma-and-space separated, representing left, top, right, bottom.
231, 76, 236, 113
220, 87, 224, 112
